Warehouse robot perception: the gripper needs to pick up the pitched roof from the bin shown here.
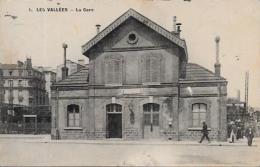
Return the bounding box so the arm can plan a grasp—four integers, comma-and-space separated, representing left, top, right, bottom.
183, 63, 226, 82
0, 64, 18, 70
53, 67, 89, 86
81, 8, 188, 59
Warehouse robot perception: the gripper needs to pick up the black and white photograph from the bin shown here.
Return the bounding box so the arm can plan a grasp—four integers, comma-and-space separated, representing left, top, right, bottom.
0, 0, 259, 166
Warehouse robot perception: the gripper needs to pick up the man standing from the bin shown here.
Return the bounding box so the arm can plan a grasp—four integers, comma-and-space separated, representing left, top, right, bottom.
199, 121, 210, 143
245, 127, 254, 146
229, 122, 237, 143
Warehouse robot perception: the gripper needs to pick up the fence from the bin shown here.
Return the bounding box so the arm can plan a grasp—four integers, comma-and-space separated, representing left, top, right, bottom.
0, 122, 51, 134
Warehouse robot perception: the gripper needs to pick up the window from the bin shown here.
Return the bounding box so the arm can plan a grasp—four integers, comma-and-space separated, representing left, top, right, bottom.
28, 70, 32, 76
143, 55, 161, 83
67, 104, 80, 127
105, 56, 123, 85
127, 32, 138, 44
9, 71, 13, 76
18, 80, 22, 87
18, 92, 24, 103
8, 80, 13, 87
143, 103, 159, 126
192, 103, 207, 127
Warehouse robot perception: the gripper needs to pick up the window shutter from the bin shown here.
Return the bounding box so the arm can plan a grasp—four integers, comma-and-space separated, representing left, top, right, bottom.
145, 58, 151, 82
106, 61, 113, 84
141, 57, 146, 83
105, 56, 123, 84
113, 60, 121, 84
151, 57, 159, 82
143, 55, 161, 84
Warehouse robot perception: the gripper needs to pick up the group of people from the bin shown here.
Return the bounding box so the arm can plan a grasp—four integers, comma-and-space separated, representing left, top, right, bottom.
198, 121, 255, 146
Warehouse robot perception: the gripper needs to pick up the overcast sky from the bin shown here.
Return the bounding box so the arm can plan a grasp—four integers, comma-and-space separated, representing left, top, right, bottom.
0, 0, 259, 108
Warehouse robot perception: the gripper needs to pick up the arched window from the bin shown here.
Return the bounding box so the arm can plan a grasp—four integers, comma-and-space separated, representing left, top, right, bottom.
143, 103, 160, 126
143, 55, 161, 83
105, 56, 123, 85
67, 104, 80, 127
192, 103, 207, 127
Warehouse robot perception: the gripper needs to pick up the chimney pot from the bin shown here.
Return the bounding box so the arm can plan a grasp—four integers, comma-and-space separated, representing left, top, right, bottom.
176, 23, 182, 37
96, 24, 101, 34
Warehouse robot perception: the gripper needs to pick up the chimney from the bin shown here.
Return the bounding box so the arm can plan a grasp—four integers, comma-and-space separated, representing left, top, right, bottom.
25, 58, 32, 69
173, 16, 177, 32
78, 59, 85, 66
96, 24, 101, 34
61, 43, 68, 80
214, 36, 221, 76
17, 61, 24, 68
176, 23, 182, 37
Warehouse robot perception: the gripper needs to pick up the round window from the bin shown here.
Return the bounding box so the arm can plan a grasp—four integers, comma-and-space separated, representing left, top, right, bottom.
127, 33, 138, 44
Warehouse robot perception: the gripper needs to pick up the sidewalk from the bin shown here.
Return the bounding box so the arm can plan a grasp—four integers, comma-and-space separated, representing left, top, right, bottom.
44, 138, 256, 146
0, 134, 51, 140
0, 134, 258, 147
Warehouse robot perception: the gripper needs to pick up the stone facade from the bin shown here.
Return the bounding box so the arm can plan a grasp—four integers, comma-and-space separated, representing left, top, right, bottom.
51, 9, 228, 141
0, 58, 50, 134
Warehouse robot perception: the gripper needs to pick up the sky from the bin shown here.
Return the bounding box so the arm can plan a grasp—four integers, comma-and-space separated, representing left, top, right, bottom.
0, 0, 259, 108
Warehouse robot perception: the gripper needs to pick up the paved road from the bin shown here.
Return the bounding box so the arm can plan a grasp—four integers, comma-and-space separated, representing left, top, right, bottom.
0, 138, 259, 166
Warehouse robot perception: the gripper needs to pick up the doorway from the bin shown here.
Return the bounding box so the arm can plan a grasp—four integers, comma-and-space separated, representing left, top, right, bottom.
106, 104, 122, 138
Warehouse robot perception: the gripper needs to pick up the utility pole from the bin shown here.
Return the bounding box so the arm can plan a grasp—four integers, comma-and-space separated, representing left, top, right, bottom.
245, 71, 249, 120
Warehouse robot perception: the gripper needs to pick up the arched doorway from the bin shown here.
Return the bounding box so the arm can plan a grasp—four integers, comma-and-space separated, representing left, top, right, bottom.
143, 103, 160, 139
106, 104, 122, 138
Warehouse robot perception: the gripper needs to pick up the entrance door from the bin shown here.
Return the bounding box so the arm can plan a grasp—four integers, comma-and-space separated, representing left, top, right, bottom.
106, 104, 122, 138
143, 103, 160, 139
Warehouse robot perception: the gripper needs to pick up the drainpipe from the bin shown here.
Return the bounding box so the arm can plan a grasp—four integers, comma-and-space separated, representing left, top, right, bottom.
177, 82, 180, 141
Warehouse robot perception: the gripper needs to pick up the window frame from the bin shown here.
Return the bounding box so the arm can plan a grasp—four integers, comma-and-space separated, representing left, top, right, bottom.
191, 103, 207, 128
67, 104, 81, 127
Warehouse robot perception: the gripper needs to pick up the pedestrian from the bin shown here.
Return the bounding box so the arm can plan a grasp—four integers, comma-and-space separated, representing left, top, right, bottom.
229, 123, 237, 143
199, 121, 210, 143
245, 127, 254, 146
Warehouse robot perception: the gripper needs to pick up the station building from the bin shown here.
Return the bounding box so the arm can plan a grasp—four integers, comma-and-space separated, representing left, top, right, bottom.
51, 9, 227, 141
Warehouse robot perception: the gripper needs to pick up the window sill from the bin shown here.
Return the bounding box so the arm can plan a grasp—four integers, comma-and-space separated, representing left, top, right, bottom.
64, 127, 83, 130
188, 127, 211, 131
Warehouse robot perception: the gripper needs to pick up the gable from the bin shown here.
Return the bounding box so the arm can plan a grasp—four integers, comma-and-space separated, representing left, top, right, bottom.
81, 9, 188, 60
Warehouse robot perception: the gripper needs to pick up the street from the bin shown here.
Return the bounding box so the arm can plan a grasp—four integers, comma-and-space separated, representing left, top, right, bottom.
0, 136, 259, 166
